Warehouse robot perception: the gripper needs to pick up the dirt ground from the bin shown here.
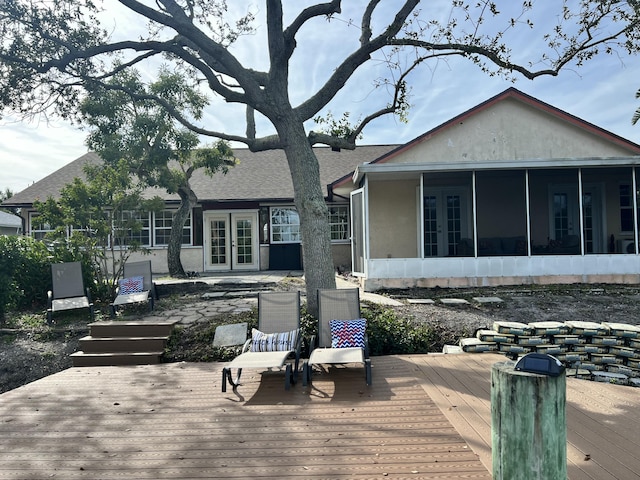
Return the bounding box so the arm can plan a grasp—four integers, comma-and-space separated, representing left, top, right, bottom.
2, 283, 640, 394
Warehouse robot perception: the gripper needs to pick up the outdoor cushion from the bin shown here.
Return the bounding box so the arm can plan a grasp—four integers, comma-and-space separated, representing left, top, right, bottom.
329, 319, 366, 348
119, 276, 144, 295
250, 327, 299, 352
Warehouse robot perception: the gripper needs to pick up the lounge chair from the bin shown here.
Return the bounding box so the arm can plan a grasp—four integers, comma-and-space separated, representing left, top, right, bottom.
110, 260, 157, 317
303, 288, 372, 386
47, 261, 95, 324
222, 291, 302, 392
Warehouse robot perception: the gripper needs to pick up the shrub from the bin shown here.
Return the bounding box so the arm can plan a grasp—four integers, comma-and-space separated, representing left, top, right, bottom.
0, 236, 103, 324
362, 303, 438, 356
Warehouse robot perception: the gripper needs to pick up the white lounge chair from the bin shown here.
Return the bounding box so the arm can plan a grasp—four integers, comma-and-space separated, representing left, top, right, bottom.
303, 288, 372, 386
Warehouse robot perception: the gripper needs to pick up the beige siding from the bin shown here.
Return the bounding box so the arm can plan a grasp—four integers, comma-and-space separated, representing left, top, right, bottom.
369, 179, 419, 259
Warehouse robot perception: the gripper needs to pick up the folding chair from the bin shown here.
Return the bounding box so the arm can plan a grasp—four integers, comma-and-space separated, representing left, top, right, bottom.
222, 291, 302, 392
47, 262, 95, 324
110, 260, 157, 316
303, 288, 372, 386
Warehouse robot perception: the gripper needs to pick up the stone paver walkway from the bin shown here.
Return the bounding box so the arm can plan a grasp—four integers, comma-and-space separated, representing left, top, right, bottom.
144, 271, 404, 327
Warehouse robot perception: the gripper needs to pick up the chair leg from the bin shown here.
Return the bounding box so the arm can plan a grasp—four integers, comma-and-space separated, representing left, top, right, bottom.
222, 368, 228, 393
303, 362, 312, 386
365, 359, 372, 386
284, 364, 292, 391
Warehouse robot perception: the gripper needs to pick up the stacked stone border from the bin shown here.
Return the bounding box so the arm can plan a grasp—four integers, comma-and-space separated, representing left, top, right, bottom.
459, 320, 640, 387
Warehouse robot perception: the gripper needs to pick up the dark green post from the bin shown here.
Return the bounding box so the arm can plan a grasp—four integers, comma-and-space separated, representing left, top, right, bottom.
491, 361, 566, 480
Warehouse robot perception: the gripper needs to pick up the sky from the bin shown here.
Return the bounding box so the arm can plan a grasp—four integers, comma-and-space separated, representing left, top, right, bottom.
2, 1, 640, 194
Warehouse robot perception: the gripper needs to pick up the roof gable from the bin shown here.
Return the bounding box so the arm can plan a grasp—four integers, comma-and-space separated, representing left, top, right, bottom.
370, 87, 640, 166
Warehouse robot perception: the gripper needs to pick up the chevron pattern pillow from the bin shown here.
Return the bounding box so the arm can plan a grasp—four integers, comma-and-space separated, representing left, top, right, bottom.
119, 276, 144, 295
330, 319, 367, 349
250, 328, 299, 352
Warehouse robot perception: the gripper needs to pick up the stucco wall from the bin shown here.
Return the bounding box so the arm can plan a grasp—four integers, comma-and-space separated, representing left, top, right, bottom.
383, 98, 636, 165
368, 179, 419, 259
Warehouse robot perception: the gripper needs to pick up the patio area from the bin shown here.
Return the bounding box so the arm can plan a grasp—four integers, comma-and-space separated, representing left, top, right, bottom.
1, 354, 638, 479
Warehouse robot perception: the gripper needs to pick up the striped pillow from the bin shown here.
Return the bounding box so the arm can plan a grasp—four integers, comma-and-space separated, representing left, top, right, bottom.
250, 328, 299, 352
330, 319, 367, 348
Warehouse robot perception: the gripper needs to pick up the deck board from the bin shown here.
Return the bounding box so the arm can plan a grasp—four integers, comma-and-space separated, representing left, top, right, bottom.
409, 353, 640, 480
1, 354, 638, 479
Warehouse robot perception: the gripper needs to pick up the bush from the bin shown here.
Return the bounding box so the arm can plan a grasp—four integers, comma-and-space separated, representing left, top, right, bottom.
0, 236, 101, 324
362, 303, 439, 356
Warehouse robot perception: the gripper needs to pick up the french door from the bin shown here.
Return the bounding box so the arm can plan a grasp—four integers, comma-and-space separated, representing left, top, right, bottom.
203, 211, 259, 271
549, 184, 603, 253
423, 188, 470, 257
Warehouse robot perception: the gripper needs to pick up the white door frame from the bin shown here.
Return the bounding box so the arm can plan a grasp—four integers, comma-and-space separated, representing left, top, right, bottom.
423, 187, 471, 257
203, 210, 259, 271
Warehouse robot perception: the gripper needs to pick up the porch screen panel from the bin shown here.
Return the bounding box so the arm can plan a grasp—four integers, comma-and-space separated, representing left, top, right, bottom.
529, 169, 580, 255
475, 170, 527, 257
350, 190, 365, 274
584, 166, 632, 254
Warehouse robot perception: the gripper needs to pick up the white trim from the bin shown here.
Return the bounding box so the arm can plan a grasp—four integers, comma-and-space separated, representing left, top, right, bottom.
353, 156, 640, 184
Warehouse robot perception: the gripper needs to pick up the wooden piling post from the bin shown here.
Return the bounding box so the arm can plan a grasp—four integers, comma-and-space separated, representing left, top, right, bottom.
491, 361, 566, 480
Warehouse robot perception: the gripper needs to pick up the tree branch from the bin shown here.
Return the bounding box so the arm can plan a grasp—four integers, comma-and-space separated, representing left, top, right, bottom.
296, 0, 420, 121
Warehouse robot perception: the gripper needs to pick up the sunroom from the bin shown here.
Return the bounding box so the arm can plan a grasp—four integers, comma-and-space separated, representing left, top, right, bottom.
351, 158, 640, 291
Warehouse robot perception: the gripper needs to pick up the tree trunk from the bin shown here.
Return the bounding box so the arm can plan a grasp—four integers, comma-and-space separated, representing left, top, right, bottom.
168, 185, 197, 278
277, 120, 337, 317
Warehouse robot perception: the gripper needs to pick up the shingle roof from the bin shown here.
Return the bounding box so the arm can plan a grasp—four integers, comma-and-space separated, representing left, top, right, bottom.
3, 146, 397, 207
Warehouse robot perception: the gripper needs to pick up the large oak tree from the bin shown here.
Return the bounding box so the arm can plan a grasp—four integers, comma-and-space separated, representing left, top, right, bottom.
1, 0, 639, 315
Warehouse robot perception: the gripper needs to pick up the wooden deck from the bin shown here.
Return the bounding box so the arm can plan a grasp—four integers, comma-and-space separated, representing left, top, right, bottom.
0, 354, 638, 479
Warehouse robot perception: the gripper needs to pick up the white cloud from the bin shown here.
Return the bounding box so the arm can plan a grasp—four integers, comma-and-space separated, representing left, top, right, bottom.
0, 117, 88, 194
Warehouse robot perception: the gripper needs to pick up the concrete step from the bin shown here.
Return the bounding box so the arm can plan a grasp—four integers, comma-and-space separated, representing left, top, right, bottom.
78, 335, 168, 353
88, 320, 178, 338
70, 351, 164, 367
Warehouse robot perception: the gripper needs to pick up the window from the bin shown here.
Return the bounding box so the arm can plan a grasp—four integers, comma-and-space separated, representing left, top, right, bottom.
271, 207, 300, 243
328, 205, 349, 241
29, 214, 55, 240
114, 211, 150, 247
270, 205, 350, 243
154, 210, 192, 246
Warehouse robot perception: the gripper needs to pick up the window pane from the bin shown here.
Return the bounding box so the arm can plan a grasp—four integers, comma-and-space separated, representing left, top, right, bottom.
328, 205, 349, 241
270, 207, 300, 243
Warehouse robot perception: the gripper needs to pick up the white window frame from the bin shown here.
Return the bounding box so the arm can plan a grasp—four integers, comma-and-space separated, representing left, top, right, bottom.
328, 204, 350, 242
153, 209, 193, 246
270, 206, 301, 243
29, 213, 56, 240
